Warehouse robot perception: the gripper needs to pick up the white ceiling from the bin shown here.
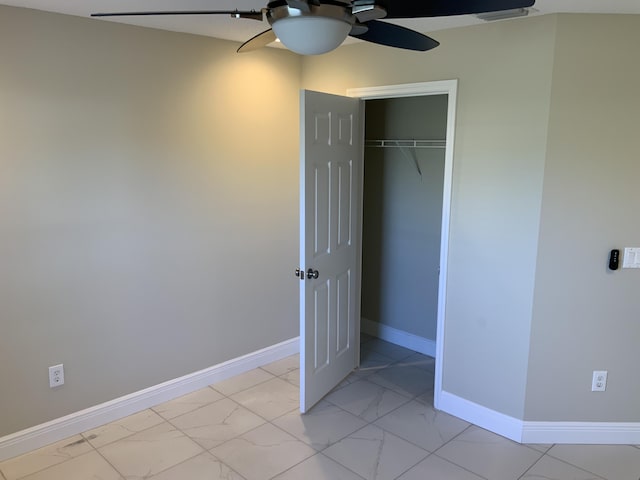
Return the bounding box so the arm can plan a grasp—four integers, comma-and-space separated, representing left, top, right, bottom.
2, 0, 639, 48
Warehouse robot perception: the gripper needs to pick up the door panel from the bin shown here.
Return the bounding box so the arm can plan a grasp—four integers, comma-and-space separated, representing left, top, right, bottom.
300, 90, 362, 412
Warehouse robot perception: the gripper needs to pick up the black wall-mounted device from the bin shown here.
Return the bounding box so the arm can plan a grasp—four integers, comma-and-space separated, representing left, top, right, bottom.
609, 249, 620, 271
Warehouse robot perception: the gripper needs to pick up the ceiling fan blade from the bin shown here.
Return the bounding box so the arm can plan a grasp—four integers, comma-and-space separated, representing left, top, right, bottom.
350, 20, 439, 51
370, 0, 535, 19
91, 10, 263, 21
237, 29, 278, 53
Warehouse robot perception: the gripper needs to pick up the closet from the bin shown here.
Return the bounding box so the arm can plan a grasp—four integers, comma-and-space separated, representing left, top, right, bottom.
360, 95, 448, 378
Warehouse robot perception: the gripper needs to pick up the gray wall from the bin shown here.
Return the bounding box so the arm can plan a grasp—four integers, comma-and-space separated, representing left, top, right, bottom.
361, 96, 447, 341
303, 15, 556, 418
0, 6, 302, 437
525, 14, 640, 422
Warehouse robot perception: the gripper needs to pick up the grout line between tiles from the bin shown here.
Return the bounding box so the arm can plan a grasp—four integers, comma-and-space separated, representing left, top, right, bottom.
512, 448, 546, 480
540, 450, 611, 480
211, 371, 277, 397
152, 393, 230, 424
93, 446, 132, 480
429, 452, 492, 480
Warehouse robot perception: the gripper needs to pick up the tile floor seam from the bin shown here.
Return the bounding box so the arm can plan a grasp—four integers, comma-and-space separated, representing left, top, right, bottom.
0, 435, 96, 480
84, 414, 171, 450
430, 422, 474, 456
323, 383, 414, 430
157, 394, 231, 424
148, 449, 245, 480
389, 449, 431, 480
213, 370, 277, 397
318, 452, 369, 480
541, 450, 613, 480
429, 452, 492, 480
524, 452, 608, 480
7, 346, 640, 480
513, 453, 547, 480
202, 418, 271, 454
93, 446, 131, 480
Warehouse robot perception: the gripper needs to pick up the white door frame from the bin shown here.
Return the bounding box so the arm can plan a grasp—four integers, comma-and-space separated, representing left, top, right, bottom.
346, 80, 457, 410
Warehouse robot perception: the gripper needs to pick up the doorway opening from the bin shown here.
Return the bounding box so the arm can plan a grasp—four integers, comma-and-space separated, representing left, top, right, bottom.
348, 81, 457, 409
358, 94, 448, 404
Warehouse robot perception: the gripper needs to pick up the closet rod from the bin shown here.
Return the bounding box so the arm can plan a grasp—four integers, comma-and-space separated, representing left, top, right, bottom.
365, 139, 446, 149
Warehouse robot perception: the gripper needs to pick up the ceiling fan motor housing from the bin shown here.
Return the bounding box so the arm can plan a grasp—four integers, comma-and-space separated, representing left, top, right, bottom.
267, 0, 355, 55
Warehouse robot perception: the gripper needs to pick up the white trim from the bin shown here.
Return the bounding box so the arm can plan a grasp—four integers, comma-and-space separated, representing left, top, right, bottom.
361, 318, 436, 358
347, 80, 458, 99
522, 421, 640, 445
347, 80, 458, 412
0, 337, 299, 462
439, 391, 640, 445
438, 391, 524, 443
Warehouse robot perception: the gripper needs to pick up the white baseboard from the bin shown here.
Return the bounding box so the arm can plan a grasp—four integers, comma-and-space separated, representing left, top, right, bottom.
438, 390, 640, 445
522, 421, 640, 444
0, 337, 299, 462
361, 317, 436, 357
438, 390, 524, 443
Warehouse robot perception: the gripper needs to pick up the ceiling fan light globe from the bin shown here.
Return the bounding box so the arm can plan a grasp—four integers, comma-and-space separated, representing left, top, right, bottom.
272, 16, 351, 55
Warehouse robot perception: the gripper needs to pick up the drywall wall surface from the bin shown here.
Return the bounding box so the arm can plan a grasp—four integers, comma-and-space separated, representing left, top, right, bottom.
361, 96, 447, 341
525, 14, 640, 422
303, 14, 557, 418
0, 6, 302, 436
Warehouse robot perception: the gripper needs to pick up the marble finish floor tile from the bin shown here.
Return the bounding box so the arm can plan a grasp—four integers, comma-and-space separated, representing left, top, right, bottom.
394, 352, 436, 372
359, 348, 396, 371
333, 368, 375, 390
397, 454, 485, 480
210, 423, 315, 480
273, 453, 365, 480
83, 409, 165, 448
148, 452, 244, 480
19, 451, 122, 480
323, 424, 428, 480
231, 377, 299, 420
260, 354, 299, 377
414, 389, 435, 406
152, 387, 224, 420
0, 435, 93, 480
546, 444, 640, 480
527, 443, 554, 454
8, 337, 640, 480
436, 426, 543, 480
211, 368, 275, 396
374, 399, 469, 452
521, 454, 605, 480
279, 368, 300, 386
367, 364, 434, 398
272, 400, 367, 451
324, 379, 409, 422
98, 422, 203, 479
169, 397, 266, 449
363, 339, 416, 360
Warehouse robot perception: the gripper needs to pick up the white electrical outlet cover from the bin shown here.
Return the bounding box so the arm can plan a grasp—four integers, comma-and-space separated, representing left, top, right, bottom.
49, 364, 65, 388
591, 370, 607, 392
622, 248, 640, 268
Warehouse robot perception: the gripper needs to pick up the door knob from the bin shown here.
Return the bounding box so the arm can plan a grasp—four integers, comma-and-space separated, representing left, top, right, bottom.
295, 268, 304, 280
306, 268, 319, 280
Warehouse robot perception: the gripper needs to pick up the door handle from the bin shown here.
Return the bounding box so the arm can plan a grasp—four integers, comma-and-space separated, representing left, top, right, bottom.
306, 268, 319, 280
295, 268, 304, 281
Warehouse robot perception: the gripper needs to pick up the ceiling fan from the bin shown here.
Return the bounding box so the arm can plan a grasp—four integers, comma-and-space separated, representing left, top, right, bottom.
91, 0, 536, 56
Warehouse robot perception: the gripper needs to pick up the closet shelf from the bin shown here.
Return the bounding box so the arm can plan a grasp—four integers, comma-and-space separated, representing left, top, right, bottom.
365, 139, 446, 149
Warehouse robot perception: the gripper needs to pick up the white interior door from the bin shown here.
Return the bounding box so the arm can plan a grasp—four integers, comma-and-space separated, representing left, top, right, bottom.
299, 90, 362, 413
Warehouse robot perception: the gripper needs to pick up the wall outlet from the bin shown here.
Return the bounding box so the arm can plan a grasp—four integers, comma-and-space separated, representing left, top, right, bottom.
49, 364, 64, 388
591, 370, 607, 392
